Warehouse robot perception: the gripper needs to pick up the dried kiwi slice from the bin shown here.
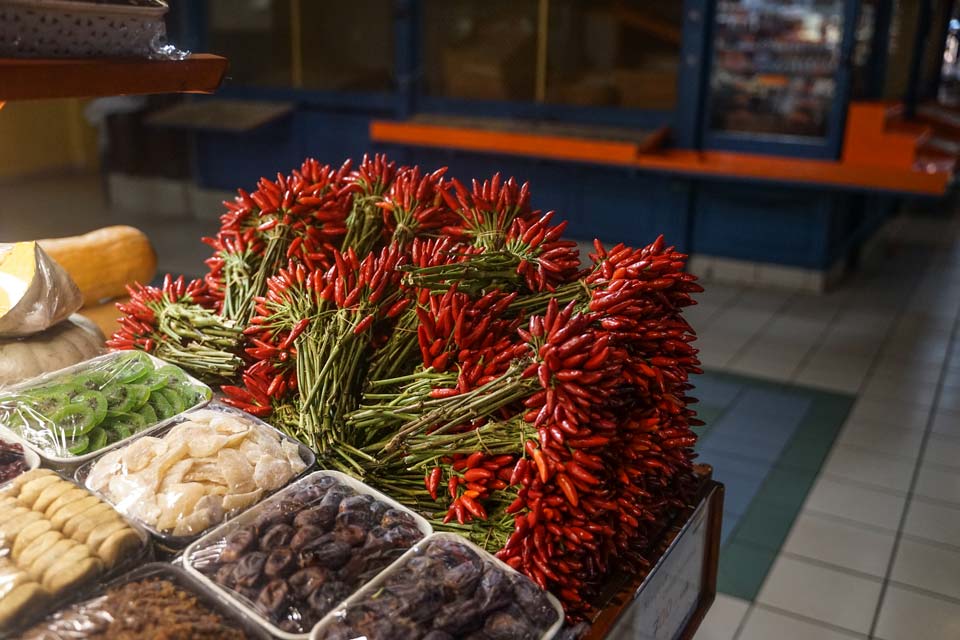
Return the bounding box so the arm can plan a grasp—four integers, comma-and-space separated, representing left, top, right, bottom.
106, 352, 154, 384
136, 403, 158, 424
104, 384, 151, 415
148, 392, 176, 421
87, 427, 108, 452
157, 387, 186, 415
66, 434, 89, 455
72, 372, 110, 391
142, 365, 190, 392
50, 403, 97, 438
72, 390, 107, 426
103, 411, 146, 440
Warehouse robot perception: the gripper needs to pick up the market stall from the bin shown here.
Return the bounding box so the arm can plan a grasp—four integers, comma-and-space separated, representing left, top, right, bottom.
0, 3, 721, 637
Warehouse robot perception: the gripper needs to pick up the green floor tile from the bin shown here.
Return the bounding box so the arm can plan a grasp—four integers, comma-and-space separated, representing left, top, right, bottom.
717, 541, 778, 601
777, 435, 836, 472
753, 465, 817, 511
731, 498, 798, 551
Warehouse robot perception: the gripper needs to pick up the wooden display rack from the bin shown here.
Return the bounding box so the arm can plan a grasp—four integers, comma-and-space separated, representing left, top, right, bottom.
586, 466, 723, 640
0, 53, 227, 101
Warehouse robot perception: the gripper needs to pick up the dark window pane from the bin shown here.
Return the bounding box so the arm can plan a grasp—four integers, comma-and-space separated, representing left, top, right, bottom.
545, 1, 682, 110
422, 0, 538, 101
299, 1, 394, 92
207, 0, 293, 87
206, 0, 393, 92
709, 0, 845, 139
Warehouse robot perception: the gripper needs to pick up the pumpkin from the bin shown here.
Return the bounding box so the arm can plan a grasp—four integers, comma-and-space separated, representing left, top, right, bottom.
0, 314, 104, 386
38, 226, 157, 307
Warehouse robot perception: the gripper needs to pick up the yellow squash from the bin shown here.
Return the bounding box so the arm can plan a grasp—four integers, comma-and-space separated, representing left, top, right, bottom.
38, 226, 157, 307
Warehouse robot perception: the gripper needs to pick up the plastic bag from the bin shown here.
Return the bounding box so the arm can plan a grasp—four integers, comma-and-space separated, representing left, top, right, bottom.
0, 242, 82, 338
313, 533, 564, 640
186, 471, 431, 635
0, 351, 212, 463
0, 0, 189, 60
0, 469, 150, 636
79, 404, 312, 546
20, 563, 267, 639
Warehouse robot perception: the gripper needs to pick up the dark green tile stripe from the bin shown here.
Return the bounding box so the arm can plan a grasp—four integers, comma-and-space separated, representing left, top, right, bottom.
713, 383, 855, 600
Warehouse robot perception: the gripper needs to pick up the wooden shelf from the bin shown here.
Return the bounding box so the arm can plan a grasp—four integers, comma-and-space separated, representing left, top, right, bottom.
371, 117, 951, 196
0, 54, 228, 101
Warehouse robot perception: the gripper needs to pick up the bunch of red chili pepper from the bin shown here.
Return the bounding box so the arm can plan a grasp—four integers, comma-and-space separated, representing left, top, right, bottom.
110, 153, 703, 618
107, 275, 243, 382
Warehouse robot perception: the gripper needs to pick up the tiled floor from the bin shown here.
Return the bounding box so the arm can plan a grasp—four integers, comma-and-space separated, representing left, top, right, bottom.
693, 211, 960, 639
4, 173, 960, 639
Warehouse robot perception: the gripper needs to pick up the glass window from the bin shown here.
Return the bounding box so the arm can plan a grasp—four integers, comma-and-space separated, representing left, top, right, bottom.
207, 0, 292, 87
544, 1, 682, 109
851, 0, 877, 99
421, 0, 538, 102
206, 0, 393, 92
708, 0, 845, 139
299, 1, 394, 92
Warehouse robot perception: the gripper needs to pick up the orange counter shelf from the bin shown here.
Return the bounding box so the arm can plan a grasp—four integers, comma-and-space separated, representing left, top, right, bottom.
0, 54, 228, 101
371, 117, 951, 196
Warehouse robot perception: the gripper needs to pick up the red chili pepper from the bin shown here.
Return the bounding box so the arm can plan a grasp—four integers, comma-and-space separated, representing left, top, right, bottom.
426, 467, 442, 501
280, 318, 310, 350
460, 495, 487, 520
463, 451, 484, 469
463, 467, 493, 482
448, 475, 459, 499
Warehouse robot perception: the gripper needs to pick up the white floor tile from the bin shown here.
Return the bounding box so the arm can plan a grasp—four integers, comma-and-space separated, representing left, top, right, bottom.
875, 585, 960, 640
836, 420, 925, 459
903, 499, 960, 547
783, 511, 896, 577
922, 434, 960, 470
861, 374, 938, 407
804, 476, 906, 531
848, 399, 932, 431
930, 408, 960, 438
692, 594, 749, 640
757, 555, 882, 634
820, 446, 916, 492
915, 464, 960, 505
738, 607, 864, 640
891, 538, 960, 601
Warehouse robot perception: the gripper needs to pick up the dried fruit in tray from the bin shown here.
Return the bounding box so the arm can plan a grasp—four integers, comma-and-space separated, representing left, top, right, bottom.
21, 575, 250, 639
0, 352, 211, 459
0, 469, 148, 635
187, 472, 429, 634
0, 438, 28, 484
314, 534, 561, 640
85, 406, 309, 538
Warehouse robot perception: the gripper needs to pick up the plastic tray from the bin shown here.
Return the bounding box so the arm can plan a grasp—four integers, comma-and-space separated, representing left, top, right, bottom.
19, 562, 271, 639
183, 470, 433, 640
0, 0, 185, 60
311, 532, 565, 640
74, 403, 316, 551
0, 470, 154, 636
0, 426, 40, 487
0, 352, 212, 469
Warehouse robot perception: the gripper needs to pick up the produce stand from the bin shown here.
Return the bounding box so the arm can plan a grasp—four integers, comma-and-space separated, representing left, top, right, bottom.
0, 13, 723, 640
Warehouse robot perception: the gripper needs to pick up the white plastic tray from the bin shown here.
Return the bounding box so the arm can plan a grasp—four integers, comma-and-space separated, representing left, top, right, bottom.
0, 352, 212, 469
74, 403, 316, 551
310, 532, 565, 640
183, 470, 433, 640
